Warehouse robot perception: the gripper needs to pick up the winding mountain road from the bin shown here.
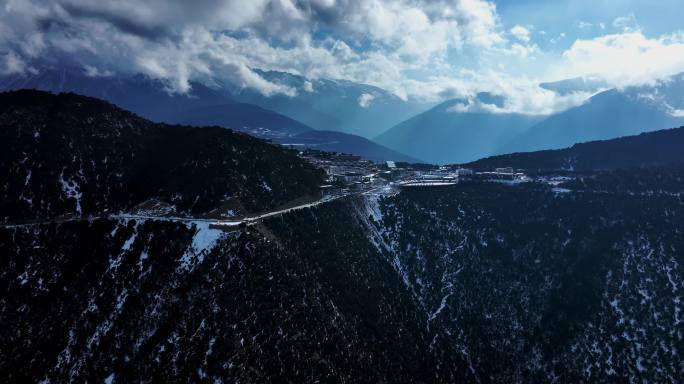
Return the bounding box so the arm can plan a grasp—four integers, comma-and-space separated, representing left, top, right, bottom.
1, 185, 397, 229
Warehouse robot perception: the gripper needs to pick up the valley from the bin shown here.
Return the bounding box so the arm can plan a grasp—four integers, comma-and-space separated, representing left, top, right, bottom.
4, 164, 683, 383
2, 90, 684, 383
4, 1, 684, 382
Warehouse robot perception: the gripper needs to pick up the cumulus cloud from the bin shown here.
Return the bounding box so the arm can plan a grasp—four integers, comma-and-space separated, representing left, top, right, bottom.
2, 0, 684, 116
510, 25, 530, 43
558, 31, 684, 88
0, 0, 506, 96
401, 69, 593, 115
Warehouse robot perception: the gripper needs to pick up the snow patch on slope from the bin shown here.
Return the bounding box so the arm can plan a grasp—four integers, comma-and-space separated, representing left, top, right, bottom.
177, 222, 224, 272
356, 195, 413, 291
59, 168, 83, 215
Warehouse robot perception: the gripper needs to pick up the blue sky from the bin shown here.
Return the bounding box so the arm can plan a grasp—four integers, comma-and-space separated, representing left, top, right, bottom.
497, 0, 681, 40
1, 0, 684, 114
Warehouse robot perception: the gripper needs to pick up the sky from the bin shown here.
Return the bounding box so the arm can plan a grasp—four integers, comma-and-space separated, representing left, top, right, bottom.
2, 0, 684, 114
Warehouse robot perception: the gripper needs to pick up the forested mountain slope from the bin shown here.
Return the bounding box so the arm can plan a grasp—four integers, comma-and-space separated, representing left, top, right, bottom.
4, 170, 684, 382
362, 177, 684, 382
2, 90, 684, 383
277, 130, 420, 163
467, 126, 684, 171
0, 90, 324, 221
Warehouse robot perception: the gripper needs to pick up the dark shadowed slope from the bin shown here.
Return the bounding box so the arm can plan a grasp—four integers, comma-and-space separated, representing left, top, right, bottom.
169, 103, 313, 139
3, 91, 684, 383
467, 126, 684, 171
0, 90, 325, 221
277, 130, 421, 163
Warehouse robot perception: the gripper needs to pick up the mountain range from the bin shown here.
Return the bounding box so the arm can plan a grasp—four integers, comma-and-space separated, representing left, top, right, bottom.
228, 70, 429, 138
0, 67, 417, 163
375, 94, 543, 164
3, 91, 684, 382
502, 82, 684, 154
4, 66, 684, 166
377, 74, 684, 164
468, 125, 684, 172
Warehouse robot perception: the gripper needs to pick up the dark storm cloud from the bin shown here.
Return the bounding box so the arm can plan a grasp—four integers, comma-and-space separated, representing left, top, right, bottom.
1, 0, 598, 113
60, 2, 171, 40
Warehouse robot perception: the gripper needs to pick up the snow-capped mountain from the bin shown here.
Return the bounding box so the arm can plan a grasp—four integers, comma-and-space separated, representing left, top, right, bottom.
501, 73, 684, 153
377, 73, 684, 164
228, 70, 431, 138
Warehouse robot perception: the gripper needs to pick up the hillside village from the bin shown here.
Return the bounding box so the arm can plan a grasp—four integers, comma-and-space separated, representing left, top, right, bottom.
299, 149, 529, 195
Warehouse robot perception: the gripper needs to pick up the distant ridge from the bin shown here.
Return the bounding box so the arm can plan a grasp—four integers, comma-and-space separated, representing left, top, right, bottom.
501, 75, 684, 154
174, 104, 419, 163
0, 67, 417, 163
467, 126, 684, 172
375, 97, 541, 164
170, 103, 313, 138
277, 130, 421, 163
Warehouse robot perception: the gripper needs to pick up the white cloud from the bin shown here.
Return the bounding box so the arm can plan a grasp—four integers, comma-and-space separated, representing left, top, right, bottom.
0, 51, 32, 75
510, 25, 530, 43
505, 43, 539, 58
452, 0, 504, 47
668, 108, 684, 117
400, 70, 592, 115
0, 0, 506, 96
447, 101, 470, 113
3, 0, 684, 117
558, 31, 684, 88
358, 93, 375, 108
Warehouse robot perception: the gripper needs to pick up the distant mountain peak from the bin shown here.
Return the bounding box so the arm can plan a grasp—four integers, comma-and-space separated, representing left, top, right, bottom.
540, 76, 610, 95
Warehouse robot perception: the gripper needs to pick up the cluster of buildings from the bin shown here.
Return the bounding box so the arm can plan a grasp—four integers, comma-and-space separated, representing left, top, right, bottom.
470, 167, 528, 182
298, 150, 384, 194
397, 166, 473, 188
298, 149, 528, 194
